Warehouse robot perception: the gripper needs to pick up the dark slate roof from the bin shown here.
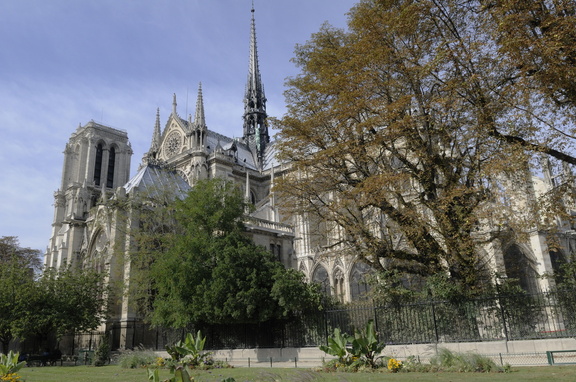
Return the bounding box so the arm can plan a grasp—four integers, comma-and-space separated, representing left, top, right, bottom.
123, 164, 190, 198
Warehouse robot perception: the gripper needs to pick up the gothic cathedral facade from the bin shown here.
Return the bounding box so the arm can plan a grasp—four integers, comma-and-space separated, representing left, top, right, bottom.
46, 6, 575, 349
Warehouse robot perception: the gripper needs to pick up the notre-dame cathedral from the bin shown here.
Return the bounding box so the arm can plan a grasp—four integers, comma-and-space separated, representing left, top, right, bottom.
45, 6, 574, 349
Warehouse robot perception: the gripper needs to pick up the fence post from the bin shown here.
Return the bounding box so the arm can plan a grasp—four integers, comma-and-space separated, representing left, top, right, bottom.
373, 303, 379, 339
431, 300, 439, 343
495, 284, 509, 342
324, 310, 329, 346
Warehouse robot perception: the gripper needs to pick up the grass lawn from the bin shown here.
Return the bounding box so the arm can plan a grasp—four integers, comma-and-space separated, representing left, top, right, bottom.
18, 364, 576, 382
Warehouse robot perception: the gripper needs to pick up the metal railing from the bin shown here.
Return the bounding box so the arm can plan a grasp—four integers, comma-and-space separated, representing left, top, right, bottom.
57, 288, 576, 354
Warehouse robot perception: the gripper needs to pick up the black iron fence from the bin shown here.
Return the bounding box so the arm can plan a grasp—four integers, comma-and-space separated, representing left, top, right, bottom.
57, 288, 576, 354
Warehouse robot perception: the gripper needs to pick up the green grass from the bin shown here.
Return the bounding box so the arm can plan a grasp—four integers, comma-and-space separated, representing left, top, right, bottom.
17, 364, 576, 382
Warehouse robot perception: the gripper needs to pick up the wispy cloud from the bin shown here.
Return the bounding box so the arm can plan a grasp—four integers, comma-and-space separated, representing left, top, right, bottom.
0, 0, 355, 251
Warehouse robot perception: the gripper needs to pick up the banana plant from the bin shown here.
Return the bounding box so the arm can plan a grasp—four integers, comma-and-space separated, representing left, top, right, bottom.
0, 351, 26, 376
166, 330, 208, 366
319, 327, 350, 364
147, 365, 193, 382
349, 320, 385, 367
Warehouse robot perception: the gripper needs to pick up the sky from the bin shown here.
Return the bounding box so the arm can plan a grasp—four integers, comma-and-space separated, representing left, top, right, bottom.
0, 0, 357, 252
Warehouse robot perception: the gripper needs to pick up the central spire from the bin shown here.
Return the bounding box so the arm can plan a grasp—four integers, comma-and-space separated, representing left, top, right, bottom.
243, 3, 269, 168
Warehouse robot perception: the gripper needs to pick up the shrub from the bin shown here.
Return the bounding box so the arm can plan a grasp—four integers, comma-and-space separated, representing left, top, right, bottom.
118, 348, 158, 369
319, 320, 385, 370
93, 336, 111, 366
430, 348, 501, 372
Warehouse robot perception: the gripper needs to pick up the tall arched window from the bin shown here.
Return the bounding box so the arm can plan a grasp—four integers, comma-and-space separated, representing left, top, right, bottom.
106, 146, 116, 188
334, 268, 345, 303
350, 262, 372, 300
94, 144, 103, 186
550, 250, 567, 284
503, 244, 539, 294
312, 265, 331, 296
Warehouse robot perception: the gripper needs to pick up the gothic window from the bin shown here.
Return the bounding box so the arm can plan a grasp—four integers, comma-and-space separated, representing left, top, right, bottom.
269, 244, 282, 262
106, 146, 116, 188
503, 244, 540, 294
350, 262, 372, 300
334, 268, 345, 303
94, 143, 103, 186
312, 265, 331, 296
550, 250, 567, 284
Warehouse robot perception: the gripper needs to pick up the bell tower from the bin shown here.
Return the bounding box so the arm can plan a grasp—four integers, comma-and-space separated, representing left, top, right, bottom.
46, 121, 132, 269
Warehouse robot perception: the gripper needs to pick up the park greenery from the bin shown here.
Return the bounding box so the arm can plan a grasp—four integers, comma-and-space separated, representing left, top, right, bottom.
0, 236, 108, 355
147, 331, 231, 382
15, 364, 576, 382
124, 178, 323, 329
0, 351, 25, 382
275, 0, 576, 298
319, 320, 386, 370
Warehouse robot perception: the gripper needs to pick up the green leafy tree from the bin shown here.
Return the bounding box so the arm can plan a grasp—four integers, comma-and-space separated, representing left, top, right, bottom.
149, 179, 321, 328
0, 237, 41, 354
276, 0, 576, 296
14, 267, 108, 348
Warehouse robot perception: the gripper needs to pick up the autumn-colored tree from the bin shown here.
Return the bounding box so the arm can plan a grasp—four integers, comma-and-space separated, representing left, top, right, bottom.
276, 0, 576, 295
483, 0, 576, 117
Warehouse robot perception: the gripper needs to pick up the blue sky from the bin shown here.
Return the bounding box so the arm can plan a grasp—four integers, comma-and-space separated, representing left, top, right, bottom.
0, 0, 357, 252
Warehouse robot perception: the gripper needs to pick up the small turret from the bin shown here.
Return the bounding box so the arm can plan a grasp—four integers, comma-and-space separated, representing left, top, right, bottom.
142, 109, 162, 165
172, 93, 178, 116
192, 83, 207, 149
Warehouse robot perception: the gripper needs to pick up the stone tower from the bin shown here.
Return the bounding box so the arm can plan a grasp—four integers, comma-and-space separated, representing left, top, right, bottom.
46, 121, 132, 269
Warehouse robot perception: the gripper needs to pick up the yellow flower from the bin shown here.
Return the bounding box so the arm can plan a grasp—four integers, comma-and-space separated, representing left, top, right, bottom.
0, 373, 22, 382
387, 358, 402, 373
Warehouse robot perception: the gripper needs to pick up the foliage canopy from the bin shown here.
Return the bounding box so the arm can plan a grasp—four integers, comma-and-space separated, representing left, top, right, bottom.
0, 237, 107, 354
276, 0, 576, 295
144, 179, 321, 328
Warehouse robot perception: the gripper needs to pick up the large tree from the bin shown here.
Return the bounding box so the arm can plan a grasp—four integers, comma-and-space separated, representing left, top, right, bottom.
15, 267, 109, 345
148, 179, 321, 329
0, 236, 108, 353
276, 0, 576, 294
0, 237, 41, 354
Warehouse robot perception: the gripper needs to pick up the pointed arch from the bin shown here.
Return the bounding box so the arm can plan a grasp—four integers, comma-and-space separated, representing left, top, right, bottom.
334, 267, 345, 303
349, 261, 372, 301
94, 143, 104, 186
550, 249, 567, 284
106, 146, 116, 188
503, 244, 540, 294
312, 264, 331, 296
